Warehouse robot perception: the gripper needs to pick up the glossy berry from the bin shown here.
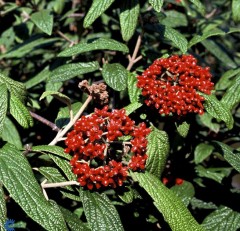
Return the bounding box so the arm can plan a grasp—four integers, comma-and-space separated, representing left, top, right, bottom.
65, 106, 151, 190
137, 55, 214, 116
175, 178, 184, 185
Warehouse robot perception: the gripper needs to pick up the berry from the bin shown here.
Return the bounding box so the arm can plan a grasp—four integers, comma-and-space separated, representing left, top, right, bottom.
175, 178, 184, 185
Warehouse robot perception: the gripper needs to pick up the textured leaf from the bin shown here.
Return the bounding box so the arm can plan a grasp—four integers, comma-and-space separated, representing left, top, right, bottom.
40, 90, 71, 106
120, 0, 140, 41
31, 10, 53, 35
190, 198, 217, 210
124, 102, 142, 115
132, 172, 204, 231
202, 206, 240, 231
9, 95, 33, 128
80, 190, 124, 231
0, 144, 68, 230
0, 84, 8, 135
118, 187, 139, 204
146, 126, 169, 177
83, 0, 115, 28
197, 113, 220, 133
102, 63, 128, 91
0, 184, 7, 230
1, 117, 22, 148
202, 93, 234, 130
59, 206, 90, 231
127, 72, 141, 103
221, 75, 240, 110
58, 38, 129, 57
213, 141, 240, 173
176, 121, 190, 138
161, 10, 188, 28
148, 0, 163, 12
232, 0, 240, 23
50, 61, 100, 82
194, 143, 214, 164
189, 0, 205, 15
171, 181, 195, 207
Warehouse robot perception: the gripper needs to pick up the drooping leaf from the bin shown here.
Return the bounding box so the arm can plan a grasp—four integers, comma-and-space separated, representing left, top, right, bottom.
40, 90, 71, 106
1, 117, 22, 148
146, 126, 169, 177
0, 84, 8, 136
0, 184, 7, 229
9, 95, 33, 128
148, 0, 163, 12
201, 93, 234, 130
0, 144, 68, 230
83, 0, 115, 28
202, 206, 240, 231
124, 102, 142, 115
197, 113, 220, 133
127, 72, 141, 103
50, 61, 100, 82
132, 172, 204, 231
194, 143, 214, 164
120, 0, 140, 41
31, 10, 53, 35
118, 187, 141, 204
45, 81, 63, 103
190, 197, 218, 210
232, 0, 240, 23
102, 63, 128, 91
58, 38, 129, 57
80, 190, 124, 231
189, 0, 205, 15
176, 121, 190, 138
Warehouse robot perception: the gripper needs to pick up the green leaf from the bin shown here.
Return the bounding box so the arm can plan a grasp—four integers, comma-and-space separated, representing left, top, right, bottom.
132, 172, 204, 231
1, 117, 22, 148
161, 10, 188, 28
202, 206, 240, 231
118, 187, 141, 204
9, 95, 33, 128
171, 181, 195, 207
146, 126, 169, 177
45, 81, 63, 103
197, 113, 220, 133
190, 197, 217, 210
0, 144, 68, 230
124, 102, 142, 115
31, 10, 53, 35
59, 206, 90, 231
232, 0, 240, 23
120, 0, 140, 41
202, 93, 234, 130
176, 121, 190, 138
58, 38, 129, 57
83, 0, 115, 28
127, 72, 141, 103
0, 184, 7, 229
148, 0, 163, 12
213, 141, 240, 173
40, 90, 71, 106
0, 84, 8, 136
102, 63, 128, 91
195, 166, 232, 183
221, 75, 240, 111
189, 0, 205, 15
80, 190, 124, 231
50, 61, 100, 82
194, 143, 214, 164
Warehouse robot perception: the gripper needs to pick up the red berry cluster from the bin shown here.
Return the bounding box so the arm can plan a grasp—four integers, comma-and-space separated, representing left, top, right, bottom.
65, 106, 151, 190
137, 55, 214, 115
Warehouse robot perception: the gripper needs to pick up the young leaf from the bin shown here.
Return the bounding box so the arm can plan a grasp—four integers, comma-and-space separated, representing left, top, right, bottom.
148, 0, 163, 12
0, 84, 8, 135
127, 72, 141, 103
124, 102, 142, 115
232, 0, 240, 23
146, 126, 169, 177
83, 0, 115, 28
0, 144, 68, 231
120, 0, 140, 41
194, 143, 214, 164
132, 172, 204, 231
102, 63, 128, 91
40, 90, 71, 106
176, 121, 190, 138
189, 0, 205, 15
80, 190, 124, 231
202, 206, 240, 231
49, 61, 100, 82
58, 38, 129, 57
9, 95, 33, 128
31, 10, 53, 35
201, 93, 234, 130
0, 185, 7, 229
190, 197, 217, 210
118, 187, 141, 204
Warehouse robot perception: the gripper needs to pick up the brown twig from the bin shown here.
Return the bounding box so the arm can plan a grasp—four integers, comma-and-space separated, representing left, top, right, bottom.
56, 30, 76, 46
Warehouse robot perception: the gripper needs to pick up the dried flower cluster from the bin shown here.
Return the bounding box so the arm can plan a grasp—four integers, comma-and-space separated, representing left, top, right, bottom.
137, 55, 214, 115
65, 106, 151, 190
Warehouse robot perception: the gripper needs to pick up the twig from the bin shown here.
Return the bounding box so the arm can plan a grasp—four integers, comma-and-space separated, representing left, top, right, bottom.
30, 111, 60, 132
56, 30, 76, 47
42, 181, 79, 188
127, 35, 143, 71
205, 8, 217, 19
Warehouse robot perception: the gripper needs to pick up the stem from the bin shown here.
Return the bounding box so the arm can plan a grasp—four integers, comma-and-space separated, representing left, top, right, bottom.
30, 111, 60, 132
42, 181, 79, 188
56, 30, 76, 46
49, 95, 92, 145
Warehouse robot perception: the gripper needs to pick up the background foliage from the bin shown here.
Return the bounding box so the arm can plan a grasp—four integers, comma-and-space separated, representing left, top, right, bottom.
0, 0, 240, 230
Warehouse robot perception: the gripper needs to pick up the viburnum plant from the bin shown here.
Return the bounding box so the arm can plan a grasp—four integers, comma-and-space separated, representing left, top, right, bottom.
0, 0, 240, 231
